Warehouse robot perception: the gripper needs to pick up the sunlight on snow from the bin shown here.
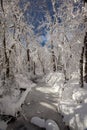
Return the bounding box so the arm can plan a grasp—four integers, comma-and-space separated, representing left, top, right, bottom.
40, 102, 55, 111
36, 87, 56, 93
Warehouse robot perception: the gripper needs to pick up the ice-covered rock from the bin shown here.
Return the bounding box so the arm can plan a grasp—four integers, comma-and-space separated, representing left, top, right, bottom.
31, 117, 45, 128
45, 119, 60, 130
31, 117, 60, 130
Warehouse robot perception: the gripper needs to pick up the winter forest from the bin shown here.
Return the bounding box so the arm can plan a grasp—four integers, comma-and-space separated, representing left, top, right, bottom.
0, 0, 87, 130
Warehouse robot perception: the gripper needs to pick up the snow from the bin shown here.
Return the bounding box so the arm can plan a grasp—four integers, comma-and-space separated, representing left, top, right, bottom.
45, 119, 60, 130
0, 72, 87, 130
31, 117, 60, 130
0, 121, 7, 130
0, 0, 87, 130
45, 72, 65, 86
0, 74, 36, 116
45, 72, 65, 99
0, 88, 30, 116
58, 80, 87, 130
31, 117, 45, 128
45, 73, 87, 130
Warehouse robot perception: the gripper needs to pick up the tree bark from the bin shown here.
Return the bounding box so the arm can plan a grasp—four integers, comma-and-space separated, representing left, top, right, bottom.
27, 49, 30, 72
3, 30, 9, 78
79, 46, 84, 87
27, 49, 30, 62
51, 44, 56, 72
0, 0, 4, 12
84, 32, 87, 82
33, 62, 36, 75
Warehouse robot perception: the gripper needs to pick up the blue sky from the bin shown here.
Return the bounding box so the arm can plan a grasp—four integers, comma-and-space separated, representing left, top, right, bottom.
19, 0, 53, 32
19, 0, 83, 46
19, 0, 54, 46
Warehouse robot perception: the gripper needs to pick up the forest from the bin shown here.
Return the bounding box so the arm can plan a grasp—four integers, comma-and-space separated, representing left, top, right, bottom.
0, 0, 87, 130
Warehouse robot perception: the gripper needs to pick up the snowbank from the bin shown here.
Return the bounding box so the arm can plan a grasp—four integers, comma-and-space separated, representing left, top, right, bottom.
45, 72, 65, 98
57, 81, 87, 130
0, 74, 36, 116
45, 73, 87, 130
45, 72, 65, 86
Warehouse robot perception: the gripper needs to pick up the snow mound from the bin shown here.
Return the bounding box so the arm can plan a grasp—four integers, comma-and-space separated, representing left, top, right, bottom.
0, 88, 30, 116
72, 88, 87, 103
45, 72, 65, 98
57, 80, 87, 130
31, 117, 45, 128
0, 74, 36, 116
45, 119, 60, 130
31, 117, 60, 130
15, 74, 35, 89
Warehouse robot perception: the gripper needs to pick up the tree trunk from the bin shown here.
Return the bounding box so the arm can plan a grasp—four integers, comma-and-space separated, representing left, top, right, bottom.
79, 46, 84, 87
33, 62, 36, 75
3, 30, 9, 78
37, 52, 45, 74
51, 44, 56, 72
6, 57, 9, 77
84, 0, 87, 5
27, 49, 30, 61
27, 49, 30, 72
1, 0, 9, 78
0, 0, 4, 12
52, 50, 56, 72
84, 32, 87, 82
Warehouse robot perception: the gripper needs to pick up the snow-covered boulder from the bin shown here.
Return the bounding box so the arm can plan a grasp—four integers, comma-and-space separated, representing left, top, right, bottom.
31, 117, 60, 130
31, 117, 45, 128
45, 119, 60, 130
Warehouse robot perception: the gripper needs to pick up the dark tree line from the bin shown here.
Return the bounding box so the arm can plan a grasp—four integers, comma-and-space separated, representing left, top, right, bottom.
84, 0, 87, 5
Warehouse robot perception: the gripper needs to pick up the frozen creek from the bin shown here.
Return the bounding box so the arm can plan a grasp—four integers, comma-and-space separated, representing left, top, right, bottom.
7, 82, 68, 130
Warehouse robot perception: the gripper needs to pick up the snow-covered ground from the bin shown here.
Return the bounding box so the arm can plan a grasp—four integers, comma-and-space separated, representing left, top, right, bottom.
0, 74, 36, 117
45, 72, 87, 130
0, 72, 87, 130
